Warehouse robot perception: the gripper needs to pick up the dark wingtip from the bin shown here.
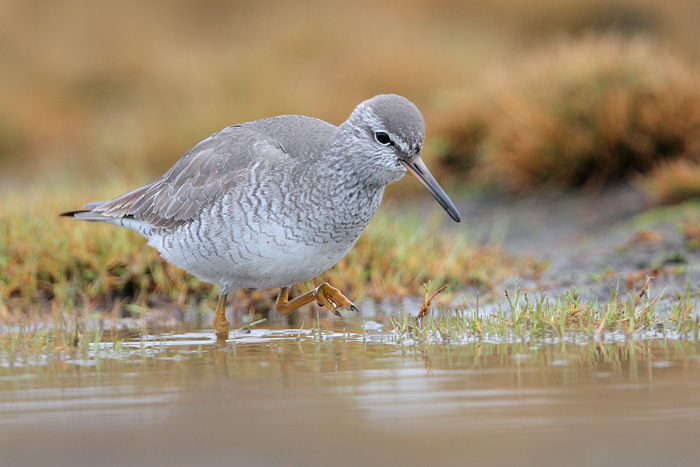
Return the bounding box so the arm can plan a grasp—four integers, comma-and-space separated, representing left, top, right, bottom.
59, 210, 89, 218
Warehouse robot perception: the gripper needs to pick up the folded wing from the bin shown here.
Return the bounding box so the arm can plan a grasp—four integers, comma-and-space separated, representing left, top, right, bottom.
71, 125, 287, 230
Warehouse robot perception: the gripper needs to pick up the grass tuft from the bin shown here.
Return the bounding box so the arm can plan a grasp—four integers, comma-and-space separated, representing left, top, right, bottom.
640, 159, 700, 204
390, 276, 699, 344
436, 34, 700, 192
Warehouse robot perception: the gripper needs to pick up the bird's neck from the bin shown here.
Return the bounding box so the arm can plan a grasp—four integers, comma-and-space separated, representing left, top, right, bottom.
325, 124, 394, 190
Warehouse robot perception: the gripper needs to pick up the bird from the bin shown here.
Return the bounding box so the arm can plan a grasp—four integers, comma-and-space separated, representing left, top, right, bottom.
61, 94, 461, 341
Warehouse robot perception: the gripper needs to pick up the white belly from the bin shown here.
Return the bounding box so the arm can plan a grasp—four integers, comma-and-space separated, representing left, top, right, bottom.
144, 183, 381, 294
148, 216, 360, 293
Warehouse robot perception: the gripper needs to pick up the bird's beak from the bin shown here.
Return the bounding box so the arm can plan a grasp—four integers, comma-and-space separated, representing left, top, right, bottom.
401, 157, 461, 222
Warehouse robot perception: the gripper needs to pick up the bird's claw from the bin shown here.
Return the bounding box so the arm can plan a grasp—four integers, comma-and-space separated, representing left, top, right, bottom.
315, 283, 358, 317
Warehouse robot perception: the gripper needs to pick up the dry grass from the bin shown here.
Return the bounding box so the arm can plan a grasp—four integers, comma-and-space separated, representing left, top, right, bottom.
0, 182, 514, 317
640, 159, 700, 204
436, 34, 700, 192
0, 182, 215, 315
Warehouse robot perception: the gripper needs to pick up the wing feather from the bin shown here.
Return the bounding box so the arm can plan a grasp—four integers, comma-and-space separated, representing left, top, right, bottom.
89, 125, 288, 230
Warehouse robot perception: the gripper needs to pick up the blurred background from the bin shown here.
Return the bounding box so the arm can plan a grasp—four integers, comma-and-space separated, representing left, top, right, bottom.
3, 0, 700, 197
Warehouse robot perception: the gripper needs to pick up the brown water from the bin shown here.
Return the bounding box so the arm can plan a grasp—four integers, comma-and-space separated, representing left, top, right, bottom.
2, 321, 700, 466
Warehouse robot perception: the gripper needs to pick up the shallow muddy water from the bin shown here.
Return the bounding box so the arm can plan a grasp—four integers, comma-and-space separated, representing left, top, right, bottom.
2, 319, 700, 466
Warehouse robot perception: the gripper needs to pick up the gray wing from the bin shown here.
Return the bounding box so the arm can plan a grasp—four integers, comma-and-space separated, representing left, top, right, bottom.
86, 125, 288, 230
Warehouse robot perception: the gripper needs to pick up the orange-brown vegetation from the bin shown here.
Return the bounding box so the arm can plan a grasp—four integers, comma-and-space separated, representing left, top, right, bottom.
436, 35, 700, 193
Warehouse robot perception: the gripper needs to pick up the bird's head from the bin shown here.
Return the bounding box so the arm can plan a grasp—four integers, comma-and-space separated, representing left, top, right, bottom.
341, 94, 461, 222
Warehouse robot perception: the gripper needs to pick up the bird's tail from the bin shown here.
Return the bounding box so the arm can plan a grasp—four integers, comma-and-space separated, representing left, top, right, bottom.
59, 201, 106, 219
59, 202, 153, 238
59, 210, 87, 218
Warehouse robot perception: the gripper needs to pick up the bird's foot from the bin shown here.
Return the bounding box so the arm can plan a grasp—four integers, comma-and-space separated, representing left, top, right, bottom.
275, 283, 359, 316
213, 294, 229, 342
314, 283, 359, 317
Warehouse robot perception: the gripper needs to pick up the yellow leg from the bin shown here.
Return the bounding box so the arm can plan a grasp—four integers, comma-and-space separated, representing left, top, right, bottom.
275, 283, 359, 317
213, 293, 229, 341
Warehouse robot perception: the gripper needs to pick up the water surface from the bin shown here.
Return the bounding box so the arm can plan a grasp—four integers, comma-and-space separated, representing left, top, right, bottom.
2, 321, 700, 466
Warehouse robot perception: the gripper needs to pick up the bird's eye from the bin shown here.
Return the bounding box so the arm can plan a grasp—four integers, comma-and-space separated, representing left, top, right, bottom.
374, 131, 392, 146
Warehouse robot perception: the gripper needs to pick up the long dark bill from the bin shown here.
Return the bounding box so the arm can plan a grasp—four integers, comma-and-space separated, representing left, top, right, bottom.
401, 157, 461, 222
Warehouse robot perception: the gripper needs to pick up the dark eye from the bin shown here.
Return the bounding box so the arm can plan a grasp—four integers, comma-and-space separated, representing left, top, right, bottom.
374, 131, 392, 146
